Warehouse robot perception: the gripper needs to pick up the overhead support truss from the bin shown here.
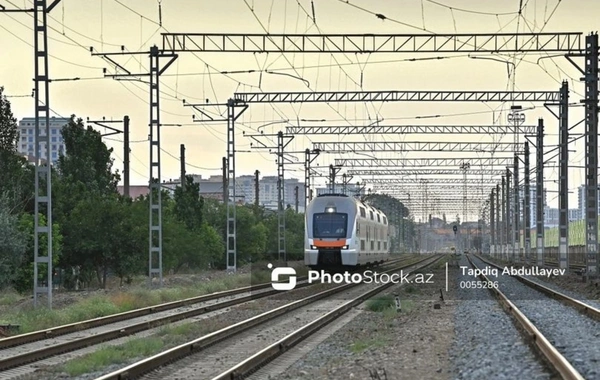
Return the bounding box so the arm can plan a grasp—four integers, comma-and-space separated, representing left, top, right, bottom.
161, 32, 583, 53
235, 91, 560, 104
314, 141, 524, 153
370, 178, 498, 185
347, 169, 505, 176
286, 124, 538, 135
334, 157, 514, 167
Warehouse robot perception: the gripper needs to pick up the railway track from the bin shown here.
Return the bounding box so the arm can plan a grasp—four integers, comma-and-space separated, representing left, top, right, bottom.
467, 255, 600, 379
92, 255, 442, 380
0, 256, 416, 379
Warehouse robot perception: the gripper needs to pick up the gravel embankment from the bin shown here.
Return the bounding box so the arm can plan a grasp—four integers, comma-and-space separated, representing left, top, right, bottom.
450, 255, 552, 380
470, 255, 600, 380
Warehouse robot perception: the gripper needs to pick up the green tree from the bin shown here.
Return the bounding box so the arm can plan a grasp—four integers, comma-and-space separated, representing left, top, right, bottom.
0, 87, 33, 214
66, 195, 143, 288
173, 175, 204, 231
0, 194, 27, 289
0, 86, 18, 152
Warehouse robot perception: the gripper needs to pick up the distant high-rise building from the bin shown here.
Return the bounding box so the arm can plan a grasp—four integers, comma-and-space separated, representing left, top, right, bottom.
577, 184, 600, 220
17, 117, 69, 164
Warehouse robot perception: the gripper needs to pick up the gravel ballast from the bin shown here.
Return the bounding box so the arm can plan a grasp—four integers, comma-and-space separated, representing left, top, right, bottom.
450, 255, 551, 380
470, 255, 600, 379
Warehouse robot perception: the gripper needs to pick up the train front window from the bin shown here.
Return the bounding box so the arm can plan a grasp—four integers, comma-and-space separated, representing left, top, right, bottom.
313, 213, 348, 238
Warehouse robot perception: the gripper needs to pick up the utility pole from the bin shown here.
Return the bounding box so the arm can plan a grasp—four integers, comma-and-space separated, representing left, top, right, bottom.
1, 0, 63, 308
490, 189, 495, 257
254, 170, 260, 208
294, 186, 299, 212
505, 169, 511, 261
524, 141, 531, 264
88, 116, 129, 197
304, 148, 320, 209
496, 183, 501, 259
123, 116, 130, 198
513, 154, 520, 262
536, 119, 545, 266
180, 144, 186, 190
222, 157, 228, 203
558, 81, 569, 270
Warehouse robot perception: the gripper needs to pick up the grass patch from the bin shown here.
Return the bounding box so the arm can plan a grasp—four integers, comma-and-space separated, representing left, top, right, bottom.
0, 289, 22, 307
63, 337, 164, 376
365, 295, 395, 312
59, 320, 219, 376
350, 337, 388, 353
1, 269, 279, 334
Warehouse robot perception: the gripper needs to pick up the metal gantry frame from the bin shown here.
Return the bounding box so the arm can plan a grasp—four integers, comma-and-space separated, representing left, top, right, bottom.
313, 141, 525, 153
334, 157, 514, 167
346, 169, 505, 176
90, 30, 594, 275
1, 0, 62, 308
160, 32, 584, 54
286, 124, 537, 135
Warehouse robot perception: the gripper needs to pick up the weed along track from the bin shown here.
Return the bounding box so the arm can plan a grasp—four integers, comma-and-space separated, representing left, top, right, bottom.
91, 256, 441, 380
0, 257, 417, 379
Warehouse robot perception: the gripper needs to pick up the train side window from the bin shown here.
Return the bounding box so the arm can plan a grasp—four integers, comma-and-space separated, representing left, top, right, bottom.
361, 240, 365, 250
378, 241, 381, 250
360, 207, 366, 218
377, 214, 381, 223
369, 211, 373, 220
384, 242, 387, 250
371, 241, 374, 250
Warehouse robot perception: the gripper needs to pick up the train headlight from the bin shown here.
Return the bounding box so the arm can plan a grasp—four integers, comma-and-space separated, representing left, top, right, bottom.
310, 245, 317, 250
342, 245, 348, 250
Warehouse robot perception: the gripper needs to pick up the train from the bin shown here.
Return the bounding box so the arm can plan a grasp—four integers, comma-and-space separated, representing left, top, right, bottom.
304, 194, 390, 269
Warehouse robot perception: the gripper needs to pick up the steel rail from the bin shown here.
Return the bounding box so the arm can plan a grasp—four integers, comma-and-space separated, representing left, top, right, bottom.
466, 255, 585, 380
0, 257, 413, 372
0, 276, 305, 350
476, 255, 600, 322
211, 255, 445, 380
94, 256, 435, 380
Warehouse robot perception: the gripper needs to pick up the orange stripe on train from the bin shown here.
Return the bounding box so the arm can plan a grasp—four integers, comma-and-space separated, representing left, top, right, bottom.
313, 239, 347, 248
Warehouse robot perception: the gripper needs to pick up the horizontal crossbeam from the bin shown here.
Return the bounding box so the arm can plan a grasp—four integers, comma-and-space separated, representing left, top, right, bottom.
286, 124, 537, 135
335, 157, 514, 167
161, 33, 583, 53
314, 141, 524, 153
368, 178, 498, 184
348, 169, 505, 176
234, 91, 560, 104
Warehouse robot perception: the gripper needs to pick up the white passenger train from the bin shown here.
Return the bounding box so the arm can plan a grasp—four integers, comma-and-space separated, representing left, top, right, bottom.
304, 194, 390, 269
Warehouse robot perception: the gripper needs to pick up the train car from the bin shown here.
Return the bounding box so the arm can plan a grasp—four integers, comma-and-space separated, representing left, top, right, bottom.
304, 193, 390, 269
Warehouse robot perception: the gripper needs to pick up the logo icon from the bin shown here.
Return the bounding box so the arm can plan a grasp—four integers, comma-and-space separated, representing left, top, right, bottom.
268, 263, 297, 290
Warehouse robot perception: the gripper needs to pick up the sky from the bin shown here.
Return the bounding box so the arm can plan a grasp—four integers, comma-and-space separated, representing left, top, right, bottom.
0, 0, 598, 218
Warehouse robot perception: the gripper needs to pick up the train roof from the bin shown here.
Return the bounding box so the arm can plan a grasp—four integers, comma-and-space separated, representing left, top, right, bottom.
315, 193, 386, 217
